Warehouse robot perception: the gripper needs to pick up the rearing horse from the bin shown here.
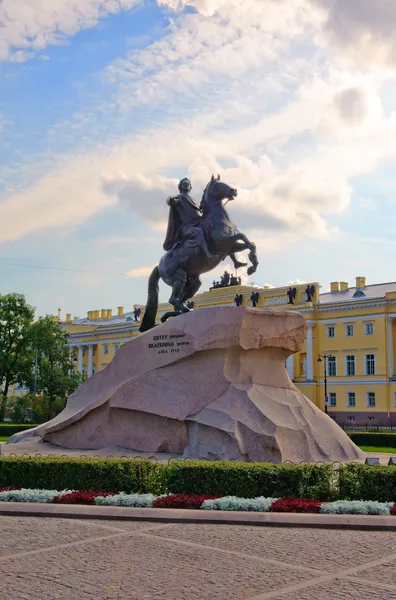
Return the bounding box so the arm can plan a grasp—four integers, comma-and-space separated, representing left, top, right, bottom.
139, 175, 258, 332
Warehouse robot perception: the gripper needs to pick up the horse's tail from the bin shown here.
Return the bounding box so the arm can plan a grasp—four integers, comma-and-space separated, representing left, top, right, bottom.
139, 266, 160, 333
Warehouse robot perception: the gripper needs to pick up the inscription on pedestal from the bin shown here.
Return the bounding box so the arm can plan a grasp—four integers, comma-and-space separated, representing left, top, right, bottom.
148, 333, 190, 354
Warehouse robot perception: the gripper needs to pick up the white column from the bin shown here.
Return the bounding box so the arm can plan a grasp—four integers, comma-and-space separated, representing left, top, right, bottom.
306, 322, 315, 381
77, 345, 84, 373
286, 355, 294, 381
69, 346, 75, 375
388, 317, 394, 379
88, 345, 94, 378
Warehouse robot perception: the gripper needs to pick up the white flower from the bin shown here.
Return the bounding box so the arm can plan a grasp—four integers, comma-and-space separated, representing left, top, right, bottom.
320, 500, 394, 515
95, 493, 157, 507
201, 496, 278, 512
0, 489, 70, 503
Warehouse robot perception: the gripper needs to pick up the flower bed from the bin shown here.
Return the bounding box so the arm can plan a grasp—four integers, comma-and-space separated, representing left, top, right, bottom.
202, 496, 277, 512
0, 489, 70, 503
53, 490, 115, 504
95, 493, 157, 507
270, 498, 323, 513
153, 494, 217, 509
0, 489, 395, 515
320, 500, 393, 515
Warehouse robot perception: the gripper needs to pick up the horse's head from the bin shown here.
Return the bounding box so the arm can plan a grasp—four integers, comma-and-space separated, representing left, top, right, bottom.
201, 174, 238, 210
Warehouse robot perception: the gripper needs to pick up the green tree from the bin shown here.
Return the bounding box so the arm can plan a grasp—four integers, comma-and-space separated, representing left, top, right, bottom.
8, 395, 32, 423
28, 316, 83, 421
0, 294, 35, 420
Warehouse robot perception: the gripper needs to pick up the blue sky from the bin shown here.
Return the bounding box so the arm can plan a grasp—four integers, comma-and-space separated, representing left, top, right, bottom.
1, 0, 396, 318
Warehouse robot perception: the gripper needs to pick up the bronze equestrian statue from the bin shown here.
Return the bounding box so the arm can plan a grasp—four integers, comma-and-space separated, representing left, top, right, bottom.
139, 175, 258, 332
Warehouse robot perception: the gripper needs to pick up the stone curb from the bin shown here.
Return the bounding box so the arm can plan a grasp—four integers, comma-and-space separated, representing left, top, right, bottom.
1, 503, 396, 530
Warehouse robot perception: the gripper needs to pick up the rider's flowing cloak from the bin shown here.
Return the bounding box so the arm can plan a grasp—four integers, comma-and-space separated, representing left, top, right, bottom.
163, 194, 202, 251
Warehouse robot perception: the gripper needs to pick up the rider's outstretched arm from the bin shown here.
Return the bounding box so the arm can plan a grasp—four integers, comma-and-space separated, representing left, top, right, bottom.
167, 196, 180, 206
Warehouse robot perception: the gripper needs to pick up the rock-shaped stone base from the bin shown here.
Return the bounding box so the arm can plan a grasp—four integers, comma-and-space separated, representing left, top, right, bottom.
8, 307, 364, 463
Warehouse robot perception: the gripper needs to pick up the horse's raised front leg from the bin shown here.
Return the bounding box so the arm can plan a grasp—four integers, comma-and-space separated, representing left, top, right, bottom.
229, 239, 258, 275
229, 250, 247, 269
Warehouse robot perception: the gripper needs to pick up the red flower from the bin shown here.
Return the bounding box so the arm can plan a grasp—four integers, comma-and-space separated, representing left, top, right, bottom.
0, 487, 19, 492
270, 498, 323, 513
53, 490, 115, 505
153, 494, 217, 509
391, 505, 396, 515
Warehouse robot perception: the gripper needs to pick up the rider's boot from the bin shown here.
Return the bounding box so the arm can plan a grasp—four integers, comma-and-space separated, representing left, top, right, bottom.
201, 239, 219, 261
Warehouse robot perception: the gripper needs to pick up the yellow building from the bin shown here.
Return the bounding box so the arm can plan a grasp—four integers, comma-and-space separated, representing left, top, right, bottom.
62, 275, 396, 427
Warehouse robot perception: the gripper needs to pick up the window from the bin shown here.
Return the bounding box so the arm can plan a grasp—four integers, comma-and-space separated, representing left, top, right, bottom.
365, 354, 376, 375
329, 392, 337, 407
327, 356, 337, 377
347, 416, 355, 421
104, 345, 109, 355
368, 416, 375, 421
367, 392, 376, 407
345, 324, 354, 337
365, 323, 374, 336
327, 326, 335, 338
114, 344, 119, 353
345, 355, 356, 376
347, 392, 356, 407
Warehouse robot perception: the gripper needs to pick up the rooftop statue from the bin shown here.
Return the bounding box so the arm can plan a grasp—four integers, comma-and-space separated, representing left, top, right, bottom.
140, 175, 258, 331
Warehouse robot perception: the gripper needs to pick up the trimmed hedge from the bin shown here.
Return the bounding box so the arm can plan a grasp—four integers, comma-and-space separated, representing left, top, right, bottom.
0, 424, 39, 437
339, 464, 396, 502
3, 458, 396, 503
0, 457, 164, 494
164, 461, 335, 501
348, 432, 396, 447
0, 457, 334, 500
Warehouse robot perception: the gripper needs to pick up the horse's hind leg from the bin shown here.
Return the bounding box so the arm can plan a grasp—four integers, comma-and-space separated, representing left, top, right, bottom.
169, 268, 189, 313
179, 275, 202, 304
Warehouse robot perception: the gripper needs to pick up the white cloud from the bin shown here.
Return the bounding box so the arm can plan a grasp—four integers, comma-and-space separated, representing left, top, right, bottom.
126, 265, 156, 278
2, 71, 395, 246
106, 0, 314, 110
310, 0, 396, 66
287, 279, 306, 286
0, 152, 116, 243
0, 0, 141, 61
2, 0, 396, 261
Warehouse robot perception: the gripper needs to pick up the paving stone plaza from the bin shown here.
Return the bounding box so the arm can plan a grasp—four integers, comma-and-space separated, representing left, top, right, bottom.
2, 516, 396, 599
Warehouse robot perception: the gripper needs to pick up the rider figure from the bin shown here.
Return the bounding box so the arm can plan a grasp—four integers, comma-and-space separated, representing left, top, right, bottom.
163, 178, 218, 261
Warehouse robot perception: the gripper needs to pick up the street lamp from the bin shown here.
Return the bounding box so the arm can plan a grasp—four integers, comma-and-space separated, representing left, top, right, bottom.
33, 349, 38, 395
317, 353, 332, 414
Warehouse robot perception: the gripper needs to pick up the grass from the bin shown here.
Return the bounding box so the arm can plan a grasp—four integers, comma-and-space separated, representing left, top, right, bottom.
359, 445, 396, 454
0, 436, 9, 442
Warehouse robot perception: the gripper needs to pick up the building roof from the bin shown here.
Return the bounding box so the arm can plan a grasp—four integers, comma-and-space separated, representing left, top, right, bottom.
319, 281, 396, 304
71, 311, 138, 327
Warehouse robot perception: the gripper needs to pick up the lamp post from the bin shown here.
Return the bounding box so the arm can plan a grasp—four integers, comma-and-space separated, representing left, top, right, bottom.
317, 353, 332, 414
33, 349, 38, 395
